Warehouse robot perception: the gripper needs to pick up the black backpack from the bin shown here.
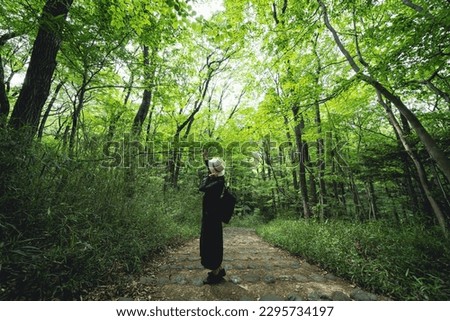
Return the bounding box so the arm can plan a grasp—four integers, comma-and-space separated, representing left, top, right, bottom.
220, 186, 236, 224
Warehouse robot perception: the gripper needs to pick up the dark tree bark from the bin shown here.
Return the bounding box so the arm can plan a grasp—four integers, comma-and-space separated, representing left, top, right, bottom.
292, 110, 311, 218
132, 46, 155, 137
9, 0, 74, 136
401, 0, 426, 13
0, 55, 9, 124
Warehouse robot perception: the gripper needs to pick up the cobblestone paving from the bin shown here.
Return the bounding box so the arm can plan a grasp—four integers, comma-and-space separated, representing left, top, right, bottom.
148, 227, 385, 301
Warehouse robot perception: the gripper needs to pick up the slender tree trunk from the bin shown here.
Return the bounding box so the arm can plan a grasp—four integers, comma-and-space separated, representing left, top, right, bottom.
145, 102, 156, 144
398, 113, 421, 212
328, 131, 346, 217
69, 74, 88, 158
371, 80, 450, 183
385, 184, 401, 225
431, 163, 450, 214
264, 136, 284, 203
349, 174, 363, 222
38, 81, 64, 139
283, 115, 299, 192
402, 151, 421, 212
333, 133, 363, 220
378, 93, 447, 235
365, 181, 378, 220
305, 141, 318, 209
424, 80, 450, 107
132, 46, 155, 137
264, 141, 282, 211
0, 55, 10, 124
331, 158, 340, 216
125, 46, 157, 196
107, 73, 134, 141
9, 0, 74, 137
293, 111, 311, 218
312, 103, 325, 219
317, 0, 450, 184
315, 97, 328, 219
0, 32, 17, 124
311, 33, 328, 219
401, 0, 425, 13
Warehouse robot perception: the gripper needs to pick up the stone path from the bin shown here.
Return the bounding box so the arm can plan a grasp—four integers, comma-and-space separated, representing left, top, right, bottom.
143, 227, 385, 301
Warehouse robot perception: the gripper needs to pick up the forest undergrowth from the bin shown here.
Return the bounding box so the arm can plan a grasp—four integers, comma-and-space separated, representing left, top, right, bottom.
256, 218, 450, 301
1, 131, 448, 301
0, 132, 201, 300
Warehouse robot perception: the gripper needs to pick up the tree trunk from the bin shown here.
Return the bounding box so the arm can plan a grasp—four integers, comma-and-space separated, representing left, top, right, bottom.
312, 33, 327, 220
385, 184, 401, 225
144, 102, 156, 145
132, 46, 156, 137
108, 73, 134, 141
365, 181, 378, 220
38, 81, 64, 139
69, 73, 88, 158
328, 131, 346, 217
401, 151, 421, 213
378, 93, 447, 235
349, 173, 363, 221
264, 136, 284, 203
283, 115, 299, 192
9, 0, 74, 137
0, 32, 17, 123
401, 0, 425, 13
0, 55, 10, 124
305, 141, 318, 209
293, 111, 311, 218
312, 104, 325, 219
398, 113, 421, 212
424, 80, 450, 108
370, 79, 450, 183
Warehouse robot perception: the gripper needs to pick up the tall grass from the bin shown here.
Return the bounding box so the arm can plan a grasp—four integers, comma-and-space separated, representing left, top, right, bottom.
257, 219, 450, 300
0, 133, 201, 300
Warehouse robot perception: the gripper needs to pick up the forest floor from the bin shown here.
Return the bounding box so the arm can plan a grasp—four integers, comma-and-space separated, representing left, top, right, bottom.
85, 227, 389, 301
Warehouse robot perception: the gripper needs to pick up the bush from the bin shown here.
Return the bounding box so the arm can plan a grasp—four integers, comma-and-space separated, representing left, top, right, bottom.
0, 133, 201, 300
257, 219, 450, 300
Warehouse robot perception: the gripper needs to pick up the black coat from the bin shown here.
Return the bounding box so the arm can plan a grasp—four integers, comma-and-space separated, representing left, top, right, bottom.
199, 173, 224, 270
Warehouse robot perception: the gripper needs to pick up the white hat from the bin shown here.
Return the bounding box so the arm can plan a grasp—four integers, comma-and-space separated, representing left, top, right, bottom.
208, 158, 225, 176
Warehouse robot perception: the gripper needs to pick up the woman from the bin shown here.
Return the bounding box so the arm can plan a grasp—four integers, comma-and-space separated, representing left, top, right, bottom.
198, 151, 226, 284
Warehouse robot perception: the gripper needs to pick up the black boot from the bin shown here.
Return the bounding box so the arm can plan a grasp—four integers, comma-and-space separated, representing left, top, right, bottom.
208, 268, 226, 278
203, 268, 226, 284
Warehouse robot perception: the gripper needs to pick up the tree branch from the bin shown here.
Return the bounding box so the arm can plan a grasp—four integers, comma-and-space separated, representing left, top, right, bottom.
401, 0, 425, 13
272, 2, 279, 24
317, 0, 361, 73
0, 32, 18, 46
